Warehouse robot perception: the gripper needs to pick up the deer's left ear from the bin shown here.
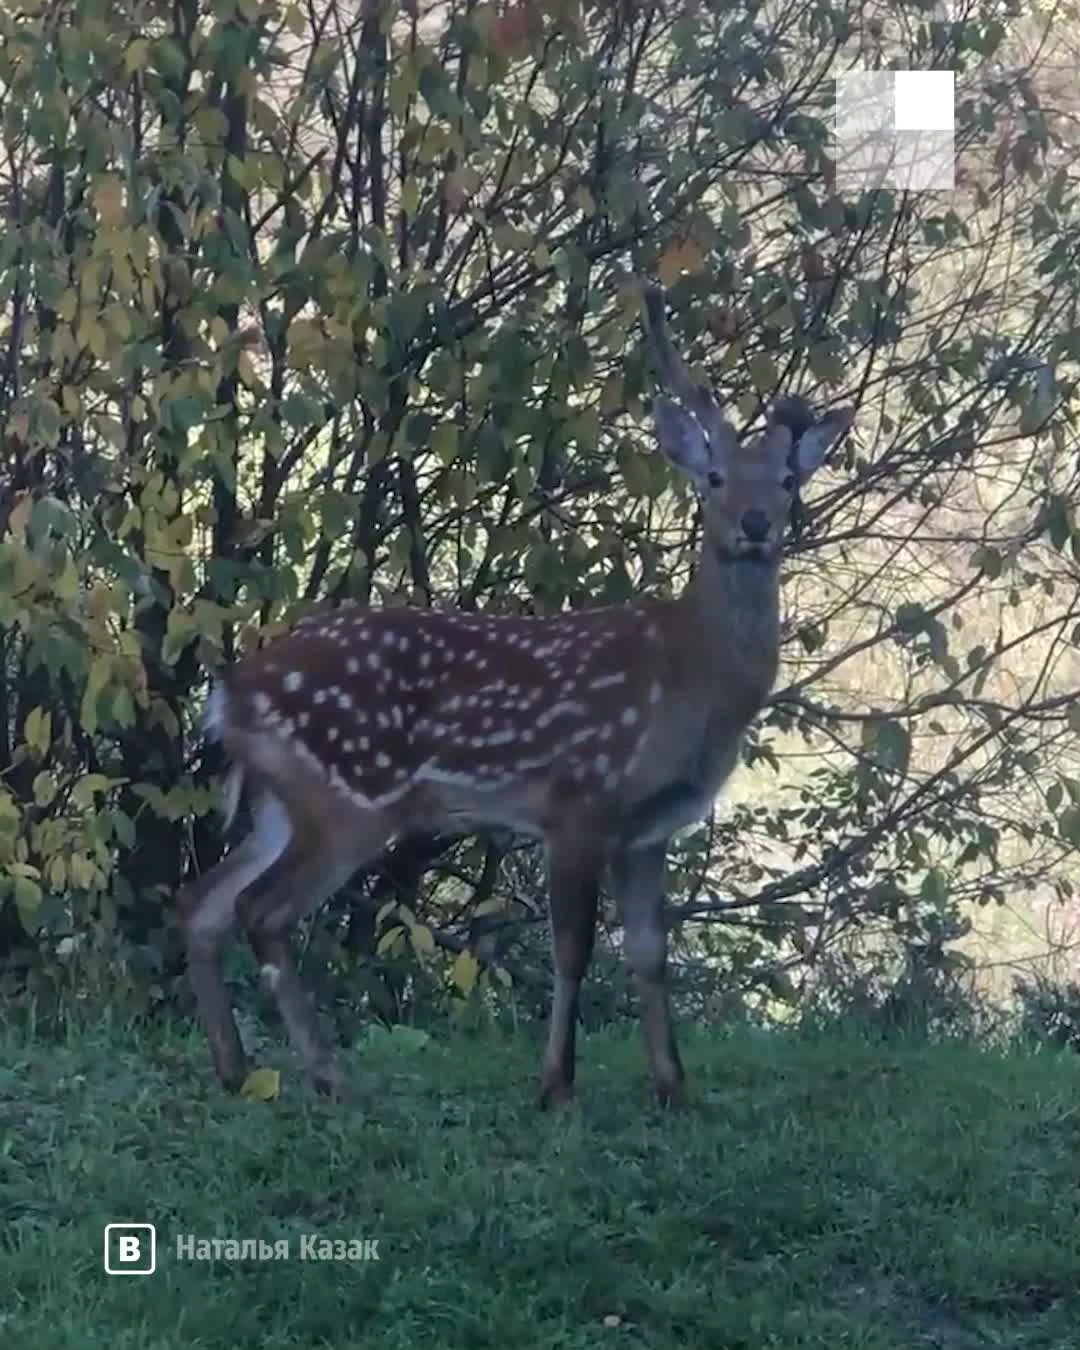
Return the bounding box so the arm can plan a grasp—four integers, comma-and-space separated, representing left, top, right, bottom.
653, 397, 712, 484
793, 406, 854, 483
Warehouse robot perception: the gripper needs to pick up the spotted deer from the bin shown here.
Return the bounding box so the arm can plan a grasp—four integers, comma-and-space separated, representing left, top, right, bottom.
178, 284, 854, 1106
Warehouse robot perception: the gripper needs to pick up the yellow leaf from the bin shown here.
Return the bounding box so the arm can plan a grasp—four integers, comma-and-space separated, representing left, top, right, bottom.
451, 950, 480, 995
226, 154, 248, 189
56, 289, 77, 322
23, 707, 52, 758
240, 1067, 281, 1102
13, 875, 41, 931
432, 423, 459, 464
61, 386, 81, 416
103, 303, 132, 339
69, 854, 97, 889
376, 925, 405, 956
237, 349, 258, 388
112, 687, 135, 728
47, 855, 67, 889
409, 923, 436, 955
94, 415, 126, 449
76, 318, 108, 361
599, 375, 623, 416
8, 492, 32, 538
124, 38, 149, 74
72, 773, 113, 808
32, 772, 57, 807
374, 899, 398, 927
401, 177, 419, 218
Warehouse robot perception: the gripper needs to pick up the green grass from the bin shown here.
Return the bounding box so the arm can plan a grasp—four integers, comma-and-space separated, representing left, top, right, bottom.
2, 1017, 1080, 1349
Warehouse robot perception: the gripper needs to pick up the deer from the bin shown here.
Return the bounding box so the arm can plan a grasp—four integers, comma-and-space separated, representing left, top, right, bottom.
177, 283, 854, 1108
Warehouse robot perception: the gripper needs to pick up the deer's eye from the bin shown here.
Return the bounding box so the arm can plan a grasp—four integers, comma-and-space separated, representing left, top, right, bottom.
781, 473, 796, 492
707, 470, 725, 489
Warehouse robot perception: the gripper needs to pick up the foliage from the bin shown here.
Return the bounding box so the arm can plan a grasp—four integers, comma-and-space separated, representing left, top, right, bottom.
0, 0, 1079, 1022
1015, 973, 1080, 1053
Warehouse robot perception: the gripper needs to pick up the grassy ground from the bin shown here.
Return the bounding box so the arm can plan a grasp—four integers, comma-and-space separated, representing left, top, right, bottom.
2, 1016, 1080, 1349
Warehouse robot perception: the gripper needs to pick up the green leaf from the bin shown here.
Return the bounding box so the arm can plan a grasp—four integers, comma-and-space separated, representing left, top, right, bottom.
863, 718, 910, 773
920, 868, 949, 907
1058, 805, 1080, 845
432, 422, 459, 464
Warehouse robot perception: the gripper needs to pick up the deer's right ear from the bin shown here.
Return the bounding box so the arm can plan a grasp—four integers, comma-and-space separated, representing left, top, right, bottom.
793, 405, 854, 483
653, 397, 711, 483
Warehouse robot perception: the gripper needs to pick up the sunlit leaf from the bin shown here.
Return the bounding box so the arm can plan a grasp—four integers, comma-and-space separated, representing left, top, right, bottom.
240, 1068, 281, 1102
452, 951, 480, 995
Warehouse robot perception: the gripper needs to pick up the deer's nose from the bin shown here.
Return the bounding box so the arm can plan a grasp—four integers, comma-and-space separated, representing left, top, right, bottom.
740, 509, 770, 543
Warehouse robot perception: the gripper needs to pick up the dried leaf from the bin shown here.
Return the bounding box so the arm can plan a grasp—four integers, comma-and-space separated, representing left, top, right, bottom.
94, 176, 125, 228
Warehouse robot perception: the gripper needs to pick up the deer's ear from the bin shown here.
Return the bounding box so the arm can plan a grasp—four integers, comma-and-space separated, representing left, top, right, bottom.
793, 406, 854, 482
653, 398, 711, 483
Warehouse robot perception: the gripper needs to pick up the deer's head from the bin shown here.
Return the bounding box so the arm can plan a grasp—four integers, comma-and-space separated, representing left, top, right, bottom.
643, 285, 853, 562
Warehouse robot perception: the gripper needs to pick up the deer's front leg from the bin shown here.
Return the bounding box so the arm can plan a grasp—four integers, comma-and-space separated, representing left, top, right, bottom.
539, 831, 604, 1109
612, 838, 685, 1107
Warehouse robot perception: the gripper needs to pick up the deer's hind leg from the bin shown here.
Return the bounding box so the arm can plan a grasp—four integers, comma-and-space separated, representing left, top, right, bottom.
179, 792, 292, 1090
237, 806, 394, 1098
539, 826, 607, 1109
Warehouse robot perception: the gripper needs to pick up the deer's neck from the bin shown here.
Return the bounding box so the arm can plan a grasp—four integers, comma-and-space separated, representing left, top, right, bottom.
674, 545, 782, 704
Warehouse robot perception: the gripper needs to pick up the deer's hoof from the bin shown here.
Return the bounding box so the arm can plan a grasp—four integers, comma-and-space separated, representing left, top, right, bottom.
539, 1076, 575, 1111
655, 1077, 687, 1109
